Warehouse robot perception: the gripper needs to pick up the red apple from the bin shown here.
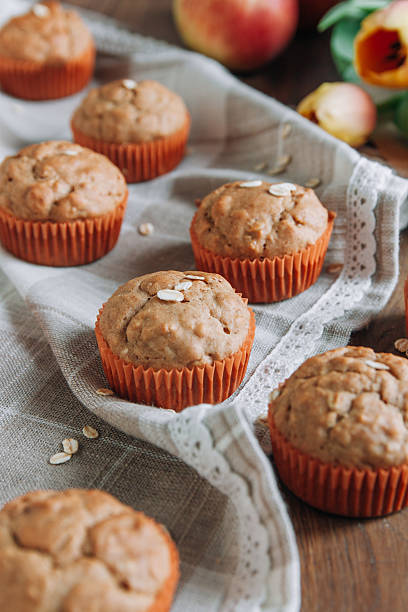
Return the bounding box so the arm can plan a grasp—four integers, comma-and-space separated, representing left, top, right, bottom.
172, 0, 298, 72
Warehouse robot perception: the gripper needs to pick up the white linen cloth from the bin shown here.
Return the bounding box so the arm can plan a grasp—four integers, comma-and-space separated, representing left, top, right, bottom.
1, 2, 408, 611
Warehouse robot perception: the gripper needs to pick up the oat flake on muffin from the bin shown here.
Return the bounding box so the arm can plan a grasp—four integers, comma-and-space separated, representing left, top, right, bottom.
192, 180, 329, 260
98, 270, 251, 370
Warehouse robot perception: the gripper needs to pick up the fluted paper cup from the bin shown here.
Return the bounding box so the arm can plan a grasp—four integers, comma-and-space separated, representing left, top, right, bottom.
190, 211, 335, 303
95, 305, 255, 412
0, 45, 95, 100
268, 414, 408, 517
71, 115, 190, 183
0, 193, 127, 266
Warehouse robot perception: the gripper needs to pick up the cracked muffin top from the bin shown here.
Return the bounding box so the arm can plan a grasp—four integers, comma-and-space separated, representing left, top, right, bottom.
192, 181, 331, 260
71, 79, 189, 144
99, 270, 251, 369
0, 141, 127, 222
269, 346, 408, 470
0, 2, 94, 63
0, 488, 178, 612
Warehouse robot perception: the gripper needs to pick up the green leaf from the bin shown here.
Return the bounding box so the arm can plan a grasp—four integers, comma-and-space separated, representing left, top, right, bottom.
318, 0, 390, 32
318, 3, 365, 31
340, 63, 361, 83
377, 94, 406, 115
352, 0, 389, 9
330, 19, 361, 63
394, 94, 408, 135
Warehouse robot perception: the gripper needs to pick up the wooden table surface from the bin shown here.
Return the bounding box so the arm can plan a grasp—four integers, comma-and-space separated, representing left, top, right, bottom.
67, 1, 408, 610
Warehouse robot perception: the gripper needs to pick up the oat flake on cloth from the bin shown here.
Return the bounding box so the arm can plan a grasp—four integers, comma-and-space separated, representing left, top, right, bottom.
1, 1, 408, 611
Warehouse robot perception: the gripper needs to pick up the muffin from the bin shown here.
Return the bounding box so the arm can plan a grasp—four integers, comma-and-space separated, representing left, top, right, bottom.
190, 180, 335, 302
0, 2, 95, 100
0, 140, 128, 266
0, 489, 179, 611
71, 79, 190, 182
268, 346, 408, 517
95, 270, 255, 410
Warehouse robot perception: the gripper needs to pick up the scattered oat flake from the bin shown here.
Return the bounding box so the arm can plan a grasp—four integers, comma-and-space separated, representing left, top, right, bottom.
33, 3, 50, 17
185, 274, 205, 280
253, 161, 267, 172
278, 154, 292, 167
61, 150, 78, 156
240, 180, 262, 188
62, 438, 79, 455
175, 280, 192, 291
138, 222, 154, 236
123, 79, 137, 89
269, 389, 280, 401
327, 263, 343, 275
49, 452, 71, 465
282, 123, 292, 138
267, 166, 284, 176
83, 425, 99, 439
304, 177, 321, 189
365, 360, 390, 371
157, 289, 184, 302
96, 388, 114, 396
394, 338, 408, 353
268, 183, 297, 197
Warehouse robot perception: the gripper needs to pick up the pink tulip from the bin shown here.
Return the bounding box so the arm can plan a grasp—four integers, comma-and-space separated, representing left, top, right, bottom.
297, 82, 377, 147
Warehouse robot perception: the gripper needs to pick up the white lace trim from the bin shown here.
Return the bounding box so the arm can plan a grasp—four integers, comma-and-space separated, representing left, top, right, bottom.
237, 158, 392, 422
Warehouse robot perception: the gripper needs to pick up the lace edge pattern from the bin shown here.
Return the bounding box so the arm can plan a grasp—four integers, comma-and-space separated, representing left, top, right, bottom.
236, 157, 393, 422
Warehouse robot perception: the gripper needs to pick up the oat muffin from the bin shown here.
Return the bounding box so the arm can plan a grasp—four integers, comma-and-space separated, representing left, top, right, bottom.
0, 2, 95, 100
268, 346, 408, 516
0, 489, 179, 612
0, 141, 128, 266
71, 79, 191, 182
95, 270, 255, 410
190, 180, 335, 302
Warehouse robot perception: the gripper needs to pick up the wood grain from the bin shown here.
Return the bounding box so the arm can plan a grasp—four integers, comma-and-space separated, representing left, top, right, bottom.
67, 1, 408, 610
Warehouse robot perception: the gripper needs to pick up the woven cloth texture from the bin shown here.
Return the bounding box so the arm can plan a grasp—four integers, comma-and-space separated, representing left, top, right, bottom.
1, 2, 408, 611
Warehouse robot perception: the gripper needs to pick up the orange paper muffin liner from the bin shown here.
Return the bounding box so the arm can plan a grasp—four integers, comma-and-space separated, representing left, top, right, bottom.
190, 211, 336, 303
268, 415, 408, 517
0, 193, 127, 267
0, 44, 95, 100
71, 114, 191, 183
95, 305, 255, 411
146, 522, 180, 612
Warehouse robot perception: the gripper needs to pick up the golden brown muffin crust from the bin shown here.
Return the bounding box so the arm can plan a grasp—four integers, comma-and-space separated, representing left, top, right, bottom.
99, 270, 251, 369
72, 79, 189, 144
0, 2, 93, 63
0, 489, 173, 612
270, 346, 408, 470
0, 141, 127, 222
192, 181, 329, 259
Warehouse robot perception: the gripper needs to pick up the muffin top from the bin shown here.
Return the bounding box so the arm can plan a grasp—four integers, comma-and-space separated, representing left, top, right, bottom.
0, 2, 93, 63
0, 141, 127, 222
99, 270, 251, 369
269, 346, 408, 470
72, 79, 189, 144
192, 181, 330, 260
0, 489, 177, 612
